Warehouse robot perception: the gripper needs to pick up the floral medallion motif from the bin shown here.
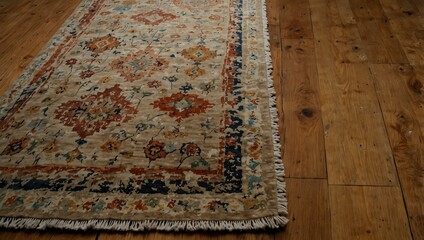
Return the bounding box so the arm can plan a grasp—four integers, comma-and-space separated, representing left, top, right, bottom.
144, 139, 175, 167
131, 9, 177, 26
85, 35, 120, 53
110, 47, 169, 82
181, 45, 216, 62
1, 137, 30, 156
54, 85, 138, 138
184, 66, 205, 79
151, 93, 214, 122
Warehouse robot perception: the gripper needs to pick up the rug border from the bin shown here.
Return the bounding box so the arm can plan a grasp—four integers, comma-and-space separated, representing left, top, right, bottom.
0, 0, 288, 231
260, 0, 289, 224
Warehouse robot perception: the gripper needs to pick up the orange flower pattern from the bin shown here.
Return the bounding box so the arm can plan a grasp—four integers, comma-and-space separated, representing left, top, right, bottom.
181, 45, 216, 62
85, 35, 120, 53
151, 93, 214, 122
54, 85, 138, 138
110, 47, 169, 82
131, 9, 177, 26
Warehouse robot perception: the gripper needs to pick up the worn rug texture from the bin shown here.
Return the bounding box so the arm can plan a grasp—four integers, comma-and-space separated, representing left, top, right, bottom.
0, 0, 287, 231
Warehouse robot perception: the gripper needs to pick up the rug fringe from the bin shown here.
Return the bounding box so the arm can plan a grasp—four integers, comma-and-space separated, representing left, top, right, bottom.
261, 0, 289, 218
0, 0, 288, 232
0, 216, 288, 231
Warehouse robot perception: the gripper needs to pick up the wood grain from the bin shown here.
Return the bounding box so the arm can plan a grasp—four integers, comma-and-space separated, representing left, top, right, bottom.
349, 0, 386, 19
0, 0, 81, 95
50, 231, 98, 240
319, 62, 397, 186
330, 186, 412, 240
0, 230, 54, 240
310, 0, 368, 64
281, 39, 326, 178
355, 18, 409, 63
371, 64, 424, 239
280, 0, 313, 39
378, 0, 418, 18
310, 0, 398, 186
276, 178, 331, 240
387, 15, 424, 65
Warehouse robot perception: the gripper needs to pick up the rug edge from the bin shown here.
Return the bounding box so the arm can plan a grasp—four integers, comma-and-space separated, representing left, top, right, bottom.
261, 0, 289, 223
0, 215, 288, 231
0, 0, 289, 231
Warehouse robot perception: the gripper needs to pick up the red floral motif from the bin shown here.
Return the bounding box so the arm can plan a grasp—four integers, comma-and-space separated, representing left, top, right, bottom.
177, 142, 201, 168
167, 199, 176, 208
4, 196, 17, 205
1, 137, 30, 155
79, 70, 95, 79
54, 85, 138, 138
83, 201, 94, 211
107, 199, 126, 210
134, 200, 148, 211
180, 142, 201, 157
131, 9, 177, 26
248, 141, 261, 159
147, 80, 161, 89
144, 139, 171, 167
110, 47, 169, 82
181, 45, 216, 62
85, 35, 120, 53
65, 58, 77, 67
151, 93, 214, 122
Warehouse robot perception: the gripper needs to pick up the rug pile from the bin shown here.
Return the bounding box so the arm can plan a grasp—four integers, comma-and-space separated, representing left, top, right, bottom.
0, 0, 287, 231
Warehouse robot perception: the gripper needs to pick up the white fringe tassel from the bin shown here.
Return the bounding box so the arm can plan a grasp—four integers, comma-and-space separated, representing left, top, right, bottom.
0, 0, 288, 232
0, 216, 288, 231
261, 0, 289, 220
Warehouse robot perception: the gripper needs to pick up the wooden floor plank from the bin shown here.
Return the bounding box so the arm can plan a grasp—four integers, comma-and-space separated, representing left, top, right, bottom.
311, 0, 368, 64
382, 65, 424, 134
370, 64, 424, 239
98, 232, 218, 240
0, 230, 54, 240
281, 39, 326, 178
330, 186, 412, 240
334, 0, 357, 25
280, 0, 313, 39
355, 18, 409, 63
50, 231, 98, 240
310, 0, 398, 186
378, 0, 419, 18
0, 0, 15, 11
0, 0, 81, 95
349, 0, 387, 19
319, 63, 397, 186
266, 0, 280, 26
409, 0, 424, 14
387, 15, 424, 65
348, 0, 409, 64
214, 232, 274, 240
0, 230, 24, 240
276, 178, 331, 240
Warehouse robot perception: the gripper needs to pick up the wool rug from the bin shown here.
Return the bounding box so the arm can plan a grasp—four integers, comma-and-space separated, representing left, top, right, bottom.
0, 0, 287, 231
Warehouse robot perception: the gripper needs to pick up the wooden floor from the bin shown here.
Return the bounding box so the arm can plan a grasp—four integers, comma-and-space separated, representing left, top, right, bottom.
0, 0, 423, 239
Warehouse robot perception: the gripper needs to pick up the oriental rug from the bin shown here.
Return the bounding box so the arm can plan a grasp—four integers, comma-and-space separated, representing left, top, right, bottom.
0, 0, 287, 231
